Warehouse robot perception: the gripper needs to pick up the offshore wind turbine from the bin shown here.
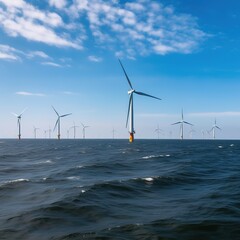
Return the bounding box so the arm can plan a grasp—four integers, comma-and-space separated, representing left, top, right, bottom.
52, 106, 72, 140
33, 126, 40, 139
112, 128, 116, 139
119, 59, 161, 142
209, 118, 221, 139
172, 109, 193, 140
11, 108, 27, 140
81, 123, 89, 139
155, 125, 163, 139
71, 122, 79, 139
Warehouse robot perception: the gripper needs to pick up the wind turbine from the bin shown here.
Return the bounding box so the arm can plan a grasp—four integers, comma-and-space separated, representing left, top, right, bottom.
48, 126, 52, 139
33, 126, 40, 139
52, 106, 72, 140
71, 122, 80, 139
189, 128, 196, 139
209, 118, 221, 139
112, 128, 116, 139
81, 123, 90, 139
118, 59, 161, 142
172, 109, 193, 140
155, 125, 163, 139
11, 108, 27, 140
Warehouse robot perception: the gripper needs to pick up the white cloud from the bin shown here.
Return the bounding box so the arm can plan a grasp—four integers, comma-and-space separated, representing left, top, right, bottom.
0, 0, 82, 49
49, 0, 66, 9
27, 51, 50, 59
88, 55, 102, 62
67, 0, 207, 58
16, 91, 45, 96
41, 61, 62, 67
0, 44, 22, 61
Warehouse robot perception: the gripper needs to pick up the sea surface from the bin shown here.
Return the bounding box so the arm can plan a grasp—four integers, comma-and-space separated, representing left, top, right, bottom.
0, 139, 240, 239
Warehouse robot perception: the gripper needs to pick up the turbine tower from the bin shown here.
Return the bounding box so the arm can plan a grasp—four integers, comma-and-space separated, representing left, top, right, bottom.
71, 122, 79, 139
112, 128, 116, 139
12, 108, 27, 140
172, 109, 193, 140
118, 59, 161, 142
155, 125, 163, 139
33, 126, 40, 139
52, 106, 72, 140
81, 123, 89, 139
209, 118, 221, 139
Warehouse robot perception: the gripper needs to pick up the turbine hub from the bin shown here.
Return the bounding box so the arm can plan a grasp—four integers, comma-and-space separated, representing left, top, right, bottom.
128, 89, 134, 94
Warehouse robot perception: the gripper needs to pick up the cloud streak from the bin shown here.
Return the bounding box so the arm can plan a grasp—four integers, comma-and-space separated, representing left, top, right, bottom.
16, 91, 45, 97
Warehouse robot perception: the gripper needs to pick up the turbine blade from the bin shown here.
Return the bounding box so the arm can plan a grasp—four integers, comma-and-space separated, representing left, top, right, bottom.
134, 91, 161, 100
11, 112, 18, 117
126, 93, 132, 128
53, 118, 59, 131
171, 121, 181, 125
216, 126, 221, 130
118, 59, 133, 89
60, 113, 72, 118
20, 107, 27, 116
183, 121, 193, 126
52, 106, 59, 116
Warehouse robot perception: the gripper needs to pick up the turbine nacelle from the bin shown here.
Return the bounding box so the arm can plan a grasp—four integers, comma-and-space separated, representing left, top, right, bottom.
128, 89, 135, 95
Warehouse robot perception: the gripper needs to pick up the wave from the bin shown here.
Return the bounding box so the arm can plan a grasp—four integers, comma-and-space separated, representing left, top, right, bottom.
0, 178, 29, 188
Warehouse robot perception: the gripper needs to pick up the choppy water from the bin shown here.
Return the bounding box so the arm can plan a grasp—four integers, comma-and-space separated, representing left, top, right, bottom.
0, 139, 240, 239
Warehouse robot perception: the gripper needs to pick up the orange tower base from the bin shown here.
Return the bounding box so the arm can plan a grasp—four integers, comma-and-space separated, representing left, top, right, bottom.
129, 132, 134, 142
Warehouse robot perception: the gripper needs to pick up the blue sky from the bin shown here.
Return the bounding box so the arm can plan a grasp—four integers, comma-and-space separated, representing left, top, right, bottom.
0, 0, 240, 139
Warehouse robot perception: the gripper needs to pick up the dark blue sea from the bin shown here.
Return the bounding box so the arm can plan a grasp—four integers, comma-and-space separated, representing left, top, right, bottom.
0, 139, 240, 239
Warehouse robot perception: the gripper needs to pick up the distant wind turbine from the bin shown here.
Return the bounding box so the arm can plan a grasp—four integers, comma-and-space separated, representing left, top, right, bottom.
209, 118, 221, 139
112, 128, 116, 139
189, 128, 196, 139
11, 108, 27, 140
119, 59, 161, 142
81, 123, 90, 139
33, 126, 40, 139
71, 122, 79, 139
52, 106, 72, 140
48, 126, 52, 139
172, 109, 193, 140
155, 125, 163, 139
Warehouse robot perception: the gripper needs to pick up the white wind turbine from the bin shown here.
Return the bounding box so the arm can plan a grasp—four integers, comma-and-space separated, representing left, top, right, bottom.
155, 125, 163, 139
11, 108, 27, 140
81, 123, 90, 139
172, 109, 193, 140
52, 106, 72, 140
209, 118, 221, 139
119, 59, 161, 142
71, 122, 80, 139
48, 126, 52, 139
33, 126, 40, 139
189, 128, 196, 139
112, 128, 116, 139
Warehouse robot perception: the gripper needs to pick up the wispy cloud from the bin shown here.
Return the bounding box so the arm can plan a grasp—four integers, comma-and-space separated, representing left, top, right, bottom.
88, 55, 102, 62
41, 61, 62, 67
27, 51, 50, 59
66, 0, 207, 58
62, 91, 77, 95
0, 44, 22, 61
16, 91, 45, 97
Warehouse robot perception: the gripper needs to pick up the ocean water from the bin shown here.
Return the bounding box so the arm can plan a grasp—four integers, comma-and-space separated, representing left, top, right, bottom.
0, 139, 240, 240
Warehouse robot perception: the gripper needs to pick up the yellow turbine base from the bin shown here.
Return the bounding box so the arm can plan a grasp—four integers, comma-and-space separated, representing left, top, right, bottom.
129, 133, 134, 142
